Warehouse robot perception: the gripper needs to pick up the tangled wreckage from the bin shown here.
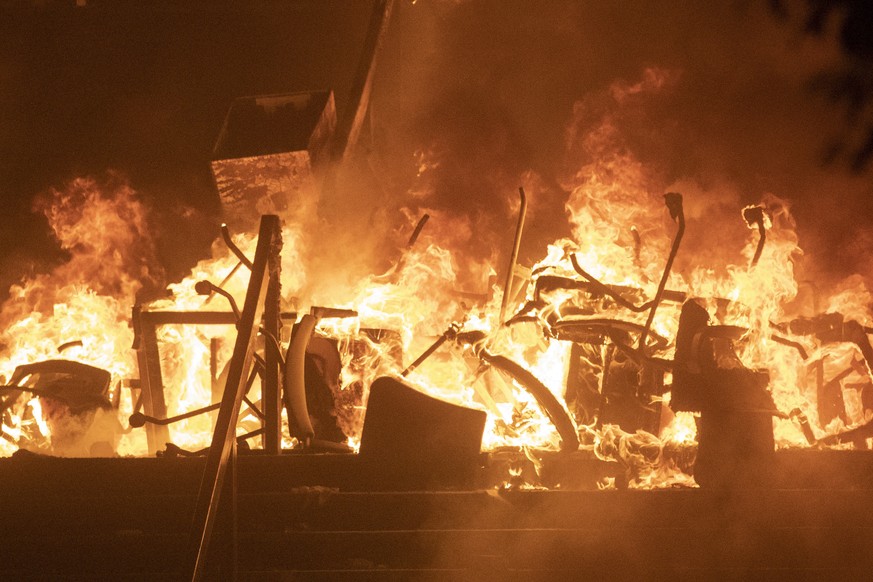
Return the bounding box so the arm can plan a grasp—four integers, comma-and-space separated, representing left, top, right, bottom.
2, 1, 873, 579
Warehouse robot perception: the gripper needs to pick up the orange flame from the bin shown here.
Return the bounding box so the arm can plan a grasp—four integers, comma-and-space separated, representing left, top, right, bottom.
0, 69, 871, 496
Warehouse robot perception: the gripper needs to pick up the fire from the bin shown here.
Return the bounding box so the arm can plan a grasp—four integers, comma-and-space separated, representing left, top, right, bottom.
0, 178, 152, 456
1, 69, 871, 493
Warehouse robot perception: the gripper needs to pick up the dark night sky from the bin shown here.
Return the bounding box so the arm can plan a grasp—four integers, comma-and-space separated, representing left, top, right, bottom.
0, 0, 372, 288
1, 0, 872, 300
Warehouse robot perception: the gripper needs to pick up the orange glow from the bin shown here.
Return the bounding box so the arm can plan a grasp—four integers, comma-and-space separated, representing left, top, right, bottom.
1, 74, 872, 492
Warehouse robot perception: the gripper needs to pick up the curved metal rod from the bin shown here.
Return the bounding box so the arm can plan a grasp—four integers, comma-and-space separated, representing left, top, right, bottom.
451, 329, 579, 453
57, 340, 84, 353
195, 280, 241, 321
477, 350, 579, 453
403, 322, 580, 452
570, 254, 651, 313
638, 193, 685, 351
552, 318, 671, 352
130, 368, 263, 428
221, 223, 253, 271
504, 314, 543, 327
631, 226, 642, 265
770, 334, 809, 360
499, 187, 528, 323
535, 268, 687, 315
129, 402, 221, 428
283, 314, 317, 446
407, 213, 430, 247
202, 261, 244, 306
743, 205, 766, 269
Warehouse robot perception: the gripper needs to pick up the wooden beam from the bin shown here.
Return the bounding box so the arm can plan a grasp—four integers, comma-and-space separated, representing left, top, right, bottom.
263, 218, 283, 454
332, 0, 395, 161
132, 306, 171, 456
185, 215, 278, 581
140, 311, 237, 326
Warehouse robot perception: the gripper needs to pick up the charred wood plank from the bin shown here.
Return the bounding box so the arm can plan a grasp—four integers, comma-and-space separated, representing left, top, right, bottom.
185, 215, 279, 581
133, 305, 171, 456
262, 216, 283, 454
332, 0, 395, 161
139, 311, 238, 326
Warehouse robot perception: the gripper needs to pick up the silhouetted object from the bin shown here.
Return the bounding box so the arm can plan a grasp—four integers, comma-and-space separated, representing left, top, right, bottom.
211, 91, 336, 231
672, 300, 777, 487
302, 337, 346, 444
597, 341, 665, 435
359, 376, 486, 489
0, 359, 118, 456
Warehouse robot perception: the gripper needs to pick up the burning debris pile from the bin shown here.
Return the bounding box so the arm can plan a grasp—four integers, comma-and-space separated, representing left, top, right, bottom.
1, 67, 872, 492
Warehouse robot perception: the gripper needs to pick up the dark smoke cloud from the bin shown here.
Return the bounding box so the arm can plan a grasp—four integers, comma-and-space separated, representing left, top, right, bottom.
0, 1, 870, 301
0, 1, 374, 294
369, 0, 872, 294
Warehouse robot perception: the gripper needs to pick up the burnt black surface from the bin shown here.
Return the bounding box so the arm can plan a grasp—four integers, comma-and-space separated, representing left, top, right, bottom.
359, 376, 487, 490
212, 92, 334, 161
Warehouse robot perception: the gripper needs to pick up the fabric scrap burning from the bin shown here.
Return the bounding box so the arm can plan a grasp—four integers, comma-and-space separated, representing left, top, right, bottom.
1, 61, 872, 494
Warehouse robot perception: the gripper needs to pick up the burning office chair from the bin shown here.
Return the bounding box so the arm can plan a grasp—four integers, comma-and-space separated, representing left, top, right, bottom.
0, 359, 119, 457
358, 375, 487, 489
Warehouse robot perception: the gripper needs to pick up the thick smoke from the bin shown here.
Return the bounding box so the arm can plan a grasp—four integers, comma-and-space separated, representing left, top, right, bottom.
1, 176, 163, 330
1, 1, 868, 307
0, 176, 161, 370
366, 0, 872, 299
